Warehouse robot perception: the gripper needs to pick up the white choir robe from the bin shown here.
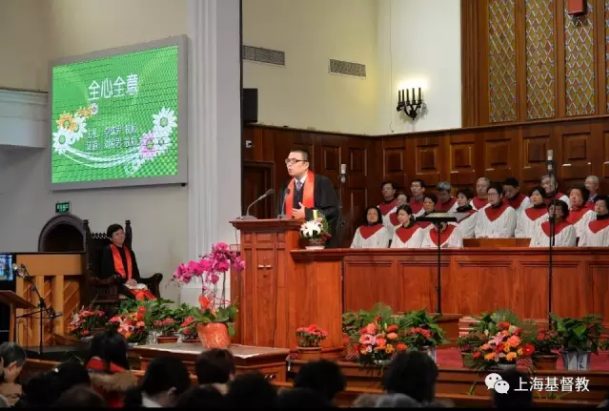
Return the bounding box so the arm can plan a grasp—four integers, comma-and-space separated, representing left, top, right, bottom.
504, 193, 531, 214
421, 223, 463, 248
409, 197, 426, 218
390, 225, 426, 248
351, 225, 390, 249
566, 207, 596, 239
471, 196, 490, 211
385, 212, 402, 239
530, 221, 576, 248
515, 207, 548, 238
578, 218, 609, 247
474, 204, 517, 238
378, 199, 398, 228
546, 192, 570, 208
453, 210, 478, 239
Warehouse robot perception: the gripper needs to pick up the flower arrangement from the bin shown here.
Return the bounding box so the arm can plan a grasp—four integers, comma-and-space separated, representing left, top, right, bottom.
107, 305, 148, 344
68, 306, 107, 339
403, 309, 448, 349
457, 331, 487, 353
178, 315, 198, 340
550, 314, 605, 354
470, 321, 535, 370
533, 328, 562, 355
296, 324, 328, 347
300, 219, 330, 240
172, 242, 245, 285
153, 318, 179, 337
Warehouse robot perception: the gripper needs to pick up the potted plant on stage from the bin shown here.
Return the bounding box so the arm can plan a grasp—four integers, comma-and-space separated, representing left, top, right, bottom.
532, 328, 561, 370
68, 306, 107, 340
456, 332, 486, 367
107, 305, 148, 345
191, 294, 238, 349
296, 324, 328, 361
551, 313, 605, 371
403, 309, 448, 363
300, 218, 331, 250
178, 315, 199, 343
153, 318, 180, 344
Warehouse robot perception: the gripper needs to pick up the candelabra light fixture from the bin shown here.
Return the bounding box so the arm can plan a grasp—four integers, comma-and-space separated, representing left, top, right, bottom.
397, 88, 426, 121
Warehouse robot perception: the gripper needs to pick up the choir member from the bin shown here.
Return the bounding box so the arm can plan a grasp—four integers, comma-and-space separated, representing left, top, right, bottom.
530, 200, 576, 248
453, 188, 478, 239
566, 185, 595, 239
585, 175, 600, 209
351, 206, 389, 249
409, 179, 426, 218
471, 177, 490, 210
515, 186, 548, 238
390, 205, 426, 248
379, 181, 398, 227
386, 192, 408, 237
416, 194, 438, 230
579, 195, 609, 247
474, 183, 517, 238
503, 177, 531, 213
541, 175, 570, 207
421, 222, 463, 249
436, 182, 459, 214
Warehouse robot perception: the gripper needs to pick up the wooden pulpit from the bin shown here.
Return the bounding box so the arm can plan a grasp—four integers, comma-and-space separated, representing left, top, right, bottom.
230, 219, 343, 350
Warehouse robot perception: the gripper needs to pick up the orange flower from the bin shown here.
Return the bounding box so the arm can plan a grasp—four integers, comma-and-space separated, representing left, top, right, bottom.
366, 323, 377, 334
387, 332, 399, 340
506, 352, 517, 362
507, 336, 521, 347
472, 351, 481, 359
387, 325, 399, 333
199, 295, 212, 309
359, 335, 367, 344
484, 353, 496, 361
376, 337, 387, 348
396, 343, 408, 351
81, 329, 89, 336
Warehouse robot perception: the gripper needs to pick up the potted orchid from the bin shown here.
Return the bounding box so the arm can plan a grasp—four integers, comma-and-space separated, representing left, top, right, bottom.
300, 218, 331, 250
296, 324, 328, 361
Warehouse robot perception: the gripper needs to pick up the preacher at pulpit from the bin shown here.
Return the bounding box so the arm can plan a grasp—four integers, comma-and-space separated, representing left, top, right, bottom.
277, 149, 340, 248
100, 224, 141, 297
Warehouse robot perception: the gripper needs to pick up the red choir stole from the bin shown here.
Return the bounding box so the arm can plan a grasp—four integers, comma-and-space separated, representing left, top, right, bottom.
504, 193, 526, 209
541, 220, 571, 236
110, 244, 132, 281
484, 203, 510, 222
410, 197, 424, 214
472, 196, 488, 210
566, 207, 590, 225
589, 218, 609, 234
437, 197, 457, 212
379, 199, 398, 216
285, 170, 315, 219
429, 224, 457, 246
359, 224, 385, 239
395, 226, 420, 243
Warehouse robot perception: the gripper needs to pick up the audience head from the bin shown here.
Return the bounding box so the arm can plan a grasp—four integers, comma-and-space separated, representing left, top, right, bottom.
569, 185, 589, 208
226, 372, 277, 409
286, 149, 310, 179
410, 179, 426, 198
396, 205, 414, 227
176, 385, 226, 408
276, 387, 334, 409
20, 371, 59, 407
541, 174, 558, 194
106, 224, 125, 247
594, 195, 609, 217
492, 369, 532, 409
352, 393, 381, 408
364, 206, 382, 226
487, 183, 504, 206
85, 330, 130, 371
381, 181, 398, 201
294, 360, 346, 402
382, 351, 438, 404
529, 186, 547, 206
548, 199, 569, 221
476, 177, 491, 197
396, 192, 408, 206
125, 356, 190, 407
51, 359, 91, 393
423, 194, 437, 214
436, 182, 452, 204
195, 348, 236, 385
585, 175, 599, 195
456, 188, 474, 207
503, 177, 521, 200
375, 393, 422, 408
0, 343, 26, 383
53, 385, 107, 408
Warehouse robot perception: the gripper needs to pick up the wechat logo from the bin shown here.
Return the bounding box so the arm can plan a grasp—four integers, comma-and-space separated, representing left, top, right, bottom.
485, 373, 510, 394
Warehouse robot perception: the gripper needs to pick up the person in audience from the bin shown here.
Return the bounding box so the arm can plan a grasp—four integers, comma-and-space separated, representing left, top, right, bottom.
578, 195, 609, 247
382, 351, 438, 405
515, 186, 548, 238
0, 343, 26, 406
53, 386, 107, 408
541, 175, 570, 207
492, 369, 532, 409
378, 181, 399, 227
566, 185, 595, 239
503, 176, 530, 213
474, 183, 517, 238
352, 393, 381, 408
409, 179, 427, 217
276, 388, 334, 408
294, 360, 346, 404
390, 205, 426, 248
375, 393, 421, 407
435, 182, 458, 214
417, 194, 438, 230
386, 192, 408, 238
471, 177, 490, 210
84, 330, 137, 408
195, 349, 236, 394
530, 200, 576, 247
351, 206, 389, 248
421, 222, 463, 248
176, 385, 226, 408
585, 175, 600, 207
226, 372, 278, 409
123, 357, 190, 407
100, 223, 141, 299
453, 188, 477, 239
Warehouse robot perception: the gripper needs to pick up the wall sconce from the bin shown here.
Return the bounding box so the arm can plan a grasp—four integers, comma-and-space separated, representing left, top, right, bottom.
396, 88, 426, 121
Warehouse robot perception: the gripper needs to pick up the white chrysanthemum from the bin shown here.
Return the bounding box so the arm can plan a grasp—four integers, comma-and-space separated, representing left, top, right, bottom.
71, 116, 87, 142
125, 156, 144, 176
300, 221, 322, 238
153, 107, 177, 136
152, 127, 173, 155
53, 128, 73, 155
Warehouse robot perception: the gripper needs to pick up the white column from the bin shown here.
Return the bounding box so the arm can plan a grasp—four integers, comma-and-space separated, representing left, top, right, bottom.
184, 0, 241, 305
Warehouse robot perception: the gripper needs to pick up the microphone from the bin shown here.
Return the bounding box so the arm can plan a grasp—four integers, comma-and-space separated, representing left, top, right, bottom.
278, 187, 291, 219
12, 264, 30, 281
546, 149, 554, 173
241, 189, 275, 220
340, 164, 347, 184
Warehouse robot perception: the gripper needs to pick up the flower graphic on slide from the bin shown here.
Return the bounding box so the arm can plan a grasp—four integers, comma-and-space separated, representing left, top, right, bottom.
71, 116, 87, 142
153, 107, 177, 136
76, 107, 92, 119
89, 103, 99, 115
140, 131, 157, 160
56, 112, 77, 131
53, 128, 73, 155
153, 128, 172, 155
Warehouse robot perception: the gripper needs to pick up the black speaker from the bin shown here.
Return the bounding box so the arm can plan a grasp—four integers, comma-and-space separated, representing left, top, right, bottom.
243, 88, 258, 124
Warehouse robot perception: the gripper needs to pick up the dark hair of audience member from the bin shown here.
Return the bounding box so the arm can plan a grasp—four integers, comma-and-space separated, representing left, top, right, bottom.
0, 342, 26, 383
276, 387, 334, 408
123, 357, 190, 407
294, 360, 346, 401
52, 359, 91, 393
52, 385, 107, 408
226, 372, 277, 409
195, 348, 236, 385
17, 372, 59, 407
382, 351, 438, 404
492, 369, 532, 409
84, 330, 130, 371
176, 385, 226, 408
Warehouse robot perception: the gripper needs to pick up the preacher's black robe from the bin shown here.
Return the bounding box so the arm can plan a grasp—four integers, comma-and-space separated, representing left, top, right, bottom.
277, 173, 341, 248
100, 244, 141, 298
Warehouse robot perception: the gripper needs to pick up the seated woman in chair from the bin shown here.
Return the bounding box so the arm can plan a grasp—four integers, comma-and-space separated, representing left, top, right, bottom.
100, 224, 141, 298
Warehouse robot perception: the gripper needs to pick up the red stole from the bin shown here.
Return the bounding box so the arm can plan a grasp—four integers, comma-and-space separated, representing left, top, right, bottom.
545, 192, 566, 205
504, 193, 526, 209
525, 207, 548, 221
437, 197, 457, 212
285, 170, 315, 219
389, 212, 400, 227
409, 197, 424, 214
541, 220, 571, 236
417, 221, 432, 229
585, 200, 596, 211
359, 224, 384, 239
395, 226, 420, 243
589, 218, 609, 234
379, 199, 398, 216
429, 224, 457, 246
129, 289, 156, 301
484, 203, 510, 222
110, 244, 133, 281
472, 196, 488, 209
566, 207, 590, 225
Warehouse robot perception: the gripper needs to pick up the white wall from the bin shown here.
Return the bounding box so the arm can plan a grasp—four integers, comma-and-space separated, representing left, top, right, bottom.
242, 0, 380, 135
377, 0, 462, 134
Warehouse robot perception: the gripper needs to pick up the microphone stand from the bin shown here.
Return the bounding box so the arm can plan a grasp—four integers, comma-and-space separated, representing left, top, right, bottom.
547, 163, 557, 330
19, 267, 52, 356
338, 172, 346, 247
435, 223, 442, 314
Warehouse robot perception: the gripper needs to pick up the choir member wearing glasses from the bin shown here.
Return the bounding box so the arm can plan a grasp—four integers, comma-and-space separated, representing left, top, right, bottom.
474, 183, 517, 238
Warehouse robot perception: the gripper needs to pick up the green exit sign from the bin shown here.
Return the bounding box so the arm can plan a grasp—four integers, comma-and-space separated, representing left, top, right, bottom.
55, 202, 70, 213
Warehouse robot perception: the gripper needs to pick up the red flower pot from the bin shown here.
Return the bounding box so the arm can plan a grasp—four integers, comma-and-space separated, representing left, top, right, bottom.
197, 323, 231, 349
534, 354, 558, 370
157, 335, 179, 344
297, 346, 322, 361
